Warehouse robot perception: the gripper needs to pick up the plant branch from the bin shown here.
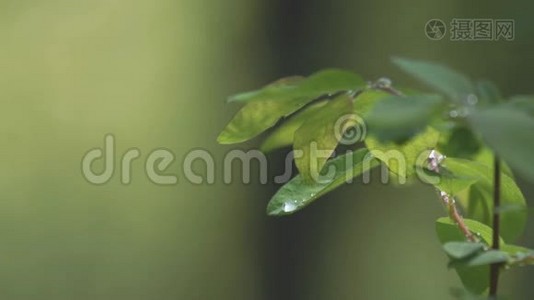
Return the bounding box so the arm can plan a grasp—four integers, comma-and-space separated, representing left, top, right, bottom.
370, 77, 404, 96
439, 191, 477, 242
489, 155, 501, 299
430, 151, 477, 243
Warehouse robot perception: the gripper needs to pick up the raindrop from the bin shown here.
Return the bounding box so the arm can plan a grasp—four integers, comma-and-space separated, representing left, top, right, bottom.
467, 94, 478, 105
375, 77, 392, 88
283, 201, 298, 213
458, 107, 470, 117
428, 149, 445, 163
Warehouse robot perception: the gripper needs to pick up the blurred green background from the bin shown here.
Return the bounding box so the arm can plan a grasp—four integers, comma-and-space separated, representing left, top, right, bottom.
1, 0, 533, 299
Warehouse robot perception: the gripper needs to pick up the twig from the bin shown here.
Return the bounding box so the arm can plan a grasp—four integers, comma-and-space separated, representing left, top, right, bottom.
370, 77, 404, 96
429, 151, 477, 242
439, 191, 477, 242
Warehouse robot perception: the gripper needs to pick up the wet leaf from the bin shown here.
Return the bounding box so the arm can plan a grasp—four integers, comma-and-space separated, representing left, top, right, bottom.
443, 242, 485, 260
438, 126, 481, 159
218, 96, 311, 144
436, 217, 499, 245
365, 126, 440, 179
294, 93, 354, 183
353, 89, 390, 117
464, 250, 509, 267
260, 101, 328, 153
392, 57, 475, 101
228, 76, 304, 102
438, 158, 527, 242
435, 217, 496, 294
366, 94, 444, 143
506, 95, 534, 116
469, 105, 534, 182
218, 70, 365, 144
267, 148, 379, 216
476, 80, 502, 104
228, 69, 365, 103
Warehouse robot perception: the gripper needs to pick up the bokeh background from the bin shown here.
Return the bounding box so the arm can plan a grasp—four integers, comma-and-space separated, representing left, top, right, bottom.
1, 0, 533, 299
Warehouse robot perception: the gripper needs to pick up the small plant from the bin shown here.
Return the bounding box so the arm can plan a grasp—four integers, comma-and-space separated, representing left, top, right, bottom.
217, 57, 534, 298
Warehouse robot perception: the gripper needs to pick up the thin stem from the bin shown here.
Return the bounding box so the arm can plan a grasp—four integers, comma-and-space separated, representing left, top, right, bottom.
431, 152, 477, 243
371, 78, 404, 96
449, 199, 477, 242
489, 155, 501, 299
438, 191, 477, 242
374, 85, 404, 96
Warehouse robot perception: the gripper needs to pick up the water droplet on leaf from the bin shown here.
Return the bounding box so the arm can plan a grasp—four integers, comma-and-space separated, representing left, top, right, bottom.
467, 94, 478, 105
283, 201, 298, 213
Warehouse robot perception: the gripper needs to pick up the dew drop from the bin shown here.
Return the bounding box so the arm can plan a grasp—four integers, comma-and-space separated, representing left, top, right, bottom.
375, 77, 392, 89
458, 107, 470, 117
283, 201, 298, 213
467, 94, 478, 105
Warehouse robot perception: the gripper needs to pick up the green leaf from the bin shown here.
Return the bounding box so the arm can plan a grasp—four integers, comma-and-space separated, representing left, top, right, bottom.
476, 80, 502, 104
294, 93, 354, 183
392, 57, 475, 101
464, 250, 509, 267
260, 89, 390, 152
259, 89, 391, 153
436, 218, 528, 267
260, 101, 328, 153
437, 217, 532, 292
472, 148, 514, 178
228, 69, 365, 103
450, 287, 487, 300
267, 148, 379, 216
436, 217, 499, 245
511, 253, 534, 266
353, 89, 390, 117
443, 242, 485, 259
447, 250, 510, 271
228, 76, 304, 102
438, 158, 527, 242
366, 94, 444, 143
466, 185, 492, 225
435, 159, 481, 197
217, 96, 312, 144
365, 126, 440, 179
468, 105, 534, 181
501, 244, 533, 256
502, 245, 534, 266
218, 70, 365, 144
449, 265, 488, 295
506, 95, 534, 116
438, 126, 481, 159
435, 217, 495, 294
